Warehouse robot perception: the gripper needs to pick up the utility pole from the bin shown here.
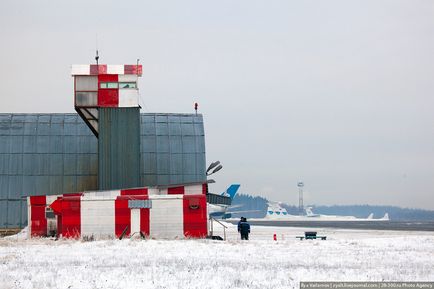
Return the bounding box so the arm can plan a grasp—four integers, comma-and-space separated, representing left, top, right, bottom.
297, 181, 304, 215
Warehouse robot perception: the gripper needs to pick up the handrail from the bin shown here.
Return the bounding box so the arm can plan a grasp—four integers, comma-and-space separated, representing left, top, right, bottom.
209, 217, 227, 240
211, 217, 228, 229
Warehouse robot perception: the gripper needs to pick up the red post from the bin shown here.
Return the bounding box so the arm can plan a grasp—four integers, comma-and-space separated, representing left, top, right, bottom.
273, 233, 277, 241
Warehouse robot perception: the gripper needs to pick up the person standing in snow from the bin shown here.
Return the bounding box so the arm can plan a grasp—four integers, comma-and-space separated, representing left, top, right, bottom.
238, 217, 251, 240
237, 217, 244, 232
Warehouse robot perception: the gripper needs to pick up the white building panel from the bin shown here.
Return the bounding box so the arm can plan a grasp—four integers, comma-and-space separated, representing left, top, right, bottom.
75, 76, 98, 91
118, 74, 138, 82
118, 89, 139, 107
148, 188, 168, 195
46, 195, 59, 206
81, 197, 115, 238
147, 188, 159, 195
149, 196, 183, 238
71, 65, 90, 75
107, 65, 124, 75
130, 209, 140, 235
184, 185, 202, 195
84, 190, 120, 198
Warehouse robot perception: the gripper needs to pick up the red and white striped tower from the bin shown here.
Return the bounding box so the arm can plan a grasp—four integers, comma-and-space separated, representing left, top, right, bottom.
71, 63, 143, 136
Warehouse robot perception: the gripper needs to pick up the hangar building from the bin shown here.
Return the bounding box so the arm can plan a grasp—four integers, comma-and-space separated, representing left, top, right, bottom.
0, 64, 206, 230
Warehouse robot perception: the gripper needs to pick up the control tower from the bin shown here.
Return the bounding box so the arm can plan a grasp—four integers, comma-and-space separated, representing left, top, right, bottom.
71, 64, 143, 190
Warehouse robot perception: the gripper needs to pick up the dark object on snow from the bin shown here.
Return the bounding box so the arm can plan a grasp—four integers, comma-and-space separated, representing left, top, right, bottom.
296, 231, 327, 240
119, 226, 129, 240
206, 235, 224, 241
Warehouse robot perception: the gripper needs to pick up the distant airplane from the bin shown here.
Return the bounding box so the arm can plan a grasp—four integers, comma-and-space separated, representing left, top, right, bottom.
261, 202, 390, 221
221, 184, 240, 199
208, 184, 242, 219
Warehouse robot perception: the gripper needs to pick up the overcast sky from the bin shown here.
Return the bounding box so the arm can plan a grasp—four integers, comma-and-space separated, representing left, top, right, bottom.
1, 0, 433, 209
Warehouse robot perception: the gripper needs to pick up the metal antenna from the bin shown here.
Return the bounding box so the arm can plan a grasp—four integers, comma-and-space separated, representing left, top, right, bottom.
136, 58, 140, 77
95, 50, 99, 66
95, 34, 99, 66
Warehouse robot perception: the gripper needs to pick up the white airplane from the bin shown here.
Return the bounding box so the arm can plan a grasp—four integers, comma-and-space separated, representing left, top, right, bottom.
260, 202, 389, 221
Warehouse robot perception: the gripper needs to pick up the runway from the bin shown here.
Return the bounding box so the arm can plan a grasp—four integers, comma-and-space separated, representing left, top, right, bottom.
226, 220, 434, 232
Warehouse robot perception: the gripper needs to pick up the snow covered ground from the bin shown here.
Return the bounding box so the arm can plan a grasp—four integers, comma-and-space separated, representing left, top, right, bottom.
1, 223, 433, 289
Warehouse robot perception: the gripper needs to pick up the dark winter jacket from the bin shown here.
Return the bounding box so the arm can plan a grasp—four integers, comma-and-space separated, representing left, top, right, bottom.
238, 221, 250, 234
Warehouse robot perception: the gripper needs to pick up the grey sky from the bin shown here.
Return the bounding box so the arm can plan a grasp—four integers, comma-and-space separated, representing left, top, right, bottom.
1, 1, 433, 209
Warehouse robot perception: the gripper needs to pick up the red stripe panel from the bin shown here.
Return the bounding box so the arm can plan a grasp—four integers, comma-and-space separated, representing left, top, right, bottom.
183, 195, 207, 238
56, 197, 63, 237
115, 198, 131, 238
120, 188, 148, 196
98, 89, 118, 107
98, 74, 119, 107
202, 184, 207, 194
168, 186, 184, 195
139, 196, 150, 237
49, 199, 62, 215
124, 65, 142, 76
90, 64, 107, 75
140, 208, 150, 237
61, 196, 81, 238
98, 74, 118, 82
30, 196, 47, 237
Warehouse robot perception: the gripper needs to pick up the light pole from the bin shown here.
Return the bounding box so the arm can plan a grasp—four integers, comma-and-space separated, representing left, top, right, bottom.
206, 161, 222, 176
297, 181, 304, 215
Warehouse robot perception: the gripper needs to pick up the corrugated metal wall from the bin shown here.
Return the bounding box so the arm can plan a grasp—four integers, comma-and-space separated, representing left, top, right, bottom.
0, 113, 206, 228
140, 113, 206, 186
0, 114, 98, 228
98, 108, 141, 190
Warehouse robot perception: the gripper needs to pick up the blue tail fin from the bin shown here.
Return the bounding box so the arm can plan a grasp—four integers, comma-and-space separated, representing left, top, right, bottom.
222, 184, 240, 199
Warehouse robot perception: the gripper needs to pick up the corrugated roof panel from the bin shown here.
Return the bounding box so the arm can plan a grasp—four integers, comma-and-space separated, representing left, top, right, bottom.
0, 176, 9, 198
51, 114, 65, 123
0, 136, 9, 153
23, 136, 36, 153
182, 154, 196, 175
156, 136, 170, 152
49, 176, 63, 192
37, 136, 50, 153
170, 154, 183, 175
142, 153, 156, 174
156, 115, 168, 123
49, 155, 63, 175
169, 122, 182, 135
37, 122, 51, 135
170, 136, 182, 153
9, 154, 23, 175
141, 136, 156, 153
38, 115, 51, 123
156, 122, 169, 136
157, 153, 170, 174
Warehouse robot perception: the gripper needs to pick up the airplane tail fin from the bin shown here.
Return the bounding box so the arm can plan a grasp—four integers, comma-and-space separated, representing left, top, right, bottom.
367, 213, 373, 219
381, 213, 389, 220
266, 202, 288, 218
222, 184, 240, 199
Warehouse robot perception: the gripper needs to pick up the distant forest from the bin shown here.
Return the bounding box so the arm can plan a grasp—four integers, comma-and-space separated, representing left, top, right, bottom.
231, 193, 434, 221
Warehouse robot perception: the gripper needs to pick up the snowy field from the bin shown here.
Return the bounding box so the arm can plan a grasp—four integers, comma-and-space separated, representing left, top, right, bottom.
1, 223, 433, 289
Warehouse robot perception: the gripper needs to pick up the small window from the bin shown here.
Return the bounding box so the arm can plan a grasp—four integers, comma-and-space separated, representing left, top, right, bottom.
46, 207, 55, 219
128, 199, 152, 209
100, 82, 118, 89
119, 82, 137, 89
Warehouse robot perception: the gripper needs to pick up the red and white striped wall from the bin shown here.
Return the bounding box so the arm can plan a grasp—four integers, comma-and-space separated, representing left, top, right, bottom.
71, 64, 142, 76
27, 184, 208, 239
72, 64, 142, 108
